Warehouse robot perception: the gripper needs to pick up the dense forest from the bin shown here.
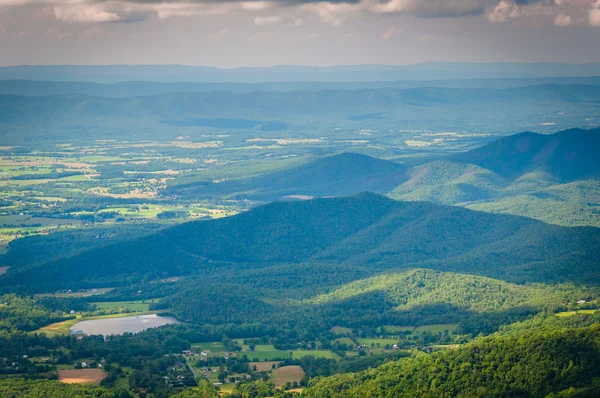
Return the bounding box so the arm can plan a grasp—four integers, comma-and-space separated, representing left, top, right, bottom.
2, 192, 600, 293
303, 325, 600, 397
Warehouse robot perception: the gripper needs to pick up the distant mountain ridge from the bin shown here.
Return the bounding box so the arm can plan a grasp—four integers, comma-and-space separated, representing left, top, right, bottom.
2, 76, 600, 97
2, 62, 600, 83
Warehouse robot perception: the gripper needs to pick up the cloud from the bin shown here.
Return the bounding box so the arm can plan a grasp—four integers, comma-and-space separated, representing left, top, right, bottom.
254, 15, 281, 24
590, 0, 600, 25
380, 25, 396, 39
0, 0, 597, 26
44, 26, 68, 39
554, 11, 571, 25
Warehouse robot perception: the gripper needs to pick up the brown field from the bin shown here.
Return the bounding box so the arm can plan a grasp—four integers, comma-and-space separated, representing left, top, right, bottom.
272, 366, 305, 386
0, 266, 9, 275
249, 361, 279, 371
58, 369, 106, 385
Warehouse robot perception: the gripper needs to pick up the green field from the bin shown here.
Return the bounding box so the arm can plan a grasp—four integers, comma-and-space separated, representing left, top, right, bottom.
555, 309, 597, 317
90, 299, 160, 312
192, 342, 226, 352
330, 326, 353, 335
357, 338, 401, 347
414, 324, 458, 334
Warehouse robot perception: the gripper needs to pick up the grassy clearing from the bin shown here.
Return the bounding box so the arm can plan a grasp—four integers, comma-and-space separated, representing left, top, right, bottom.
330, 326, 352, 335
90, 299, 159, 312
556, 309, 597, 317
414, 324, 458, 334
192, 341, 226, 352
272, 366, 305, 387
381, 325, 414, 333
243, 345, 340, 361
335, 337, 354, 346
249, 362, 279, 371
292, 350, 340, 360
357, 338, 400, 347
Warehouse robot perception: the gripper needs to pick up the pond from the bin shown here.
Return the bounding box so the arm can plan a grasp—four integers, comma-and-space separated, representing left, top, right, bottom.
70, 314, 179, 336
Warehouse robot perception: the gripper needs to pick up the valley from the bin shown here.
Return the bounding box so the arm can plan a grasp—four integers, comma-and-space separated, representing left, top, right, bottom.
0, 69, 599, 397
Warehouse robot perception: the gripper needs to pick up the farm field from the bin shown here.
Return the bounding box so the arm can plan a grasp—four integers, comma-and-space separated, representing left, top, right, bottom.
272, 366, 305, 387
58, 369, 106, 385
192, 341, 226, 352
90, 299, 160, 312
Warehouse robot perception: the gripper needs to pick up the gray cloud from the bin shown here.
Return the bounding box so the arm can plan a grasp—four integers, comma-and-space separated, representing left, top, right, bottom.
0, 0, 597, 25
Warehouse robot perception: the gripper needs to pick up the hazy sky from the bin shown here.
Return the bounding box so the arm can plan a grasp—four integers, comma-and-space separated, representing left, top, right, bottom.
1, 0, 600, 67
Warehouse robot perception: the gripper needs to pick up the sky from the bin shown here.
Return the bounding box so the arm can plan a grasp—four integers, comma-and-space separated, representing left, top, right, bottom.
1, 0, 600, 67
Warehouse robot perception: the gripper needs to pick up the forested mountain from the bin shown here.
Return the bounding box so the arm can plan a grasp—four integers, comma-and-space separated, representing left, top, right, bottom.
161, 268, 594, 333
303, 325, 600, 397
166, 152, 408, 200
389, 128, 600, 226
2, 193, 599, 292
454, 128, 600, 181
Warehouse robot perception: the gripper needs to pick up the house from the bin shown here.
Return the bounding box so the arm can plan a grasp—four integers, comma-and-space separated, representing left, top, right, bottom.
392, 344, 399, 351
70, 310, 76, 314
81, 362, 87, 368
578, 300, 587, 304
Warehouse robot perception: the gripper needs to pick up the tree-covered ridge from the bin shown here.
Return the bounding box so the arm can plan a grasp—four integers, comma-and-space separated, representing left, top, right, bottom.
306, 269, 588, 313
157, 269, 596, 337
454, 128, 600, 182
166, 152, 408, 201
2, 193, 600, 292
303, 325, 600, 398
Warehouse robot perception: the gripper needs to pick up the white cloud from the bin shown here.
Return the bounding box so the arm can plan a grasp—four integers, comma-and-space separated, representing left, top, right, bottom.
53, 4, 124, 23
590, 0, 600, 25
554, 12, 572, 25
487, 0, 521, 23
0, 0, 598, 27
380, 25, 396, 40
254, 15, 281, 24
44, 26, 68, 39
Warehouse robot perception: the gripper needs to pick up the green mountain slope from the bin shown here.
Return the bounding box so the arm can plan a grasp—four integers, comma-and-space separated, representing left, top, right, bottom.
454, 128, 600, 181
388, 128, 600, 226
161, 268, 594, 333
303, 325, 600, 397
2, 193, 599, 292
166, 152, 408, 200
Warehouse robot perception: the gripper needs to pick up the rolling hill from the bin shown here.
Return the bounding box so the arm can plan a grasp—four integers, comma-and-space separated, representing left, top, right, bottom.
389, 128, 600, 226
2, 193, 599, 292
454, 128, 600, 181
166, 152, 409, 200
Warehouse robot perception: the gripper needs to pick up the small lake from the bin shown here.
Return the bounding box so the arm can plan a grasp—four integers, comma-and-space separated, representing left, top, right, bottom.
70, 314, 179, 336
